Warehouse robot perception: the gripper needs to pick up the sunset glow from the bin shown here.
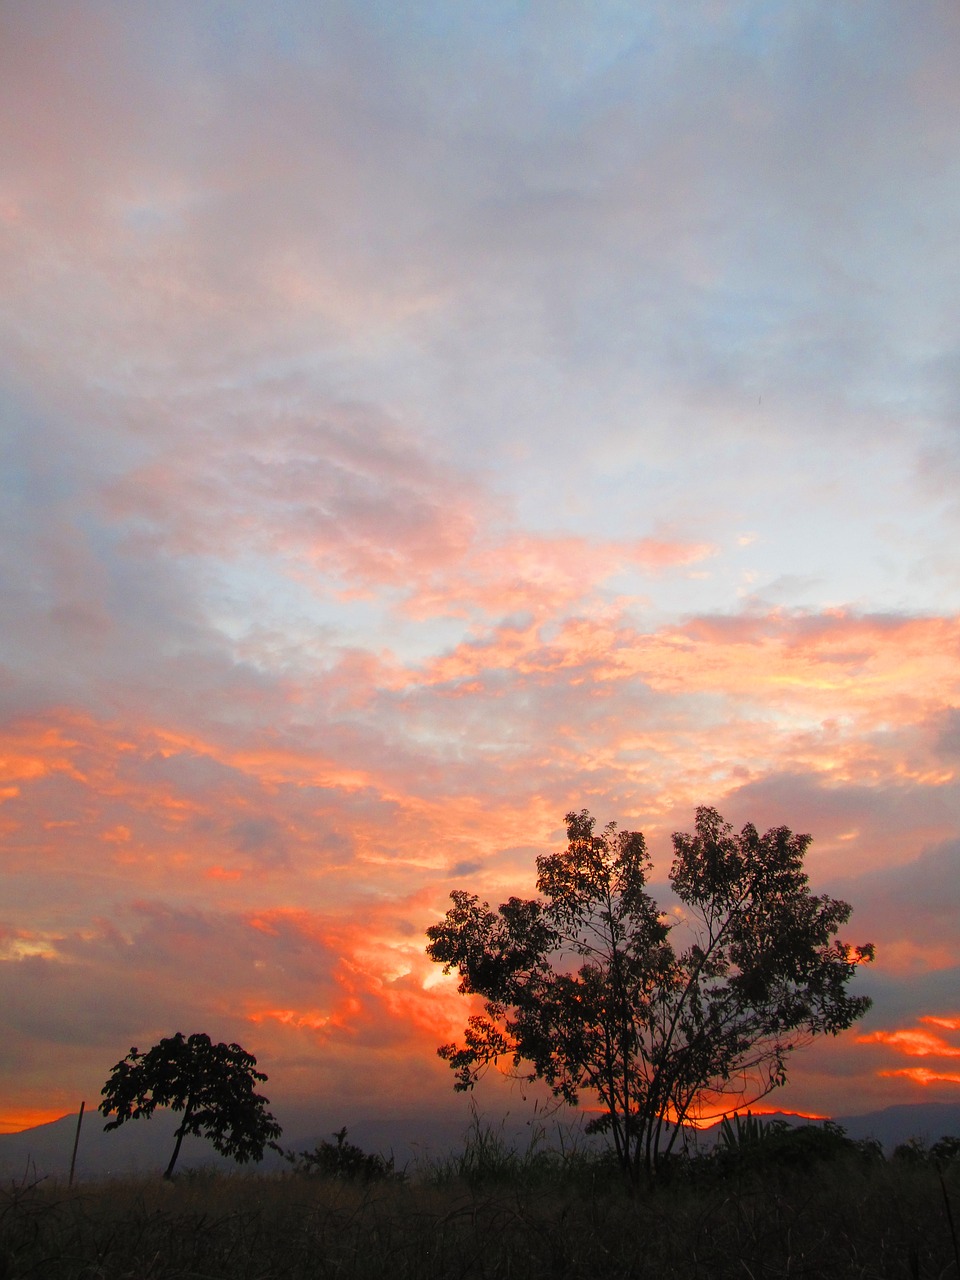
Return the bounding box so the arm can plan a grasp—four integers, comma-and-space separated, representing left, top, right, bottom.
2, 3, 959, 1140
858, 1016, 960, 1092
858, 1026, 960, 1060
0, 1109, 73, 1137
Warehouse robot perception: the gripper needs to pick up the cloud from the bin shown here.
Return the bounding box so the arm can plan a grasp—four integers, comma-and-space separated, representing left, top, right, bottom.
857, 1015, 960, 1091
880, 1068, 960, 1086
3, 2, 960, 1134
827, 839, 960, 973
859, 1023, 960, 1060
101, 402, 482, 584
404, 532, 715, 620
0, 884, 481, 1124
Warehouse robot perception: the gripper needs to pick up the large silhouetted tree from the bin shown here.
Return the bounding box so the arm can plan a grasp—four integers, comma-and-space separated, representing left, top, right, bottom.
99, 1032, 282, 1179
426, 807, 873, 1181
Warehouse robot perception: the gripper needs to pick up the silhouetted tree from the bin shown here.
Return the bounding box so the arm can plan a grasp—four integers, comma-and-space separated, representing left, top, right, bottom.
427, 807, 873, 1181
99, 1031, 282, 1178
931, 1135, 960, 1164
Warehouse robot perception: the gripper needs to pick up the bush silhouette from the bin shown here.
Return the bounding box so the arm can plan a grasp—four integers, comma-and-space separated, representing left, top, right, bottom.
284, 1128, 397, 1181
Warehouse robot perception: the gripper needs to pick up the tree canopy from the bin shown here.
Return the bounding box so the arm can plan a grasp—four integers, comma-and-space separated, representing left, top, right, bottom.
99, 1031, 282, 1179
426, 807, 874, 1181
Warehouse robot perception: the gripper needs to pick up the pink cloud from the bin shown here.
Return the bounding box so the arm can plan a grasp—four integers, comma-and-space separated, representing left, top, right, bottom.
406, 609, 960, 809
98, 402, 714, 625
4, 0, 960, 1146
101, 404, 482, 586
405, 532, 715, 620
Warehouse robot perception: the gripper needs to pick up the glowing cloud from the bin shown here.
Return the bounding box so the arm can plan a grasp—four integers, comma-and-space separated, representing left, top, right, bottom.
859, 1016, 960, 1092
3, 1, 960, 1136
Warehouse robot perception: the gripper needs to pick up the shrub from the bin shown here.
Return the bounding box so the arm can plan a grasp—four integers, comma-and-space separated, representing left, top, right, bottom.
283, 1127, 398, 1181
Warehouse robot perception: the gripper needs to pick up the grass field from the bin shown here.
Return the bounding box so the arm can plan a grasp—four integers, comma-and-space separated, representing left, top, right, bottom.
2, 1128, 959, 1279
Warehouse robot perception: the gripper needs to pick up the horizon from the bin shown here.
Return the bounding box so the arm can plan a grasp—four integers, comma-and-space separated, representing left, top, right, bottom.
2, 2, 959, 1136
7, 1096, 960, 1170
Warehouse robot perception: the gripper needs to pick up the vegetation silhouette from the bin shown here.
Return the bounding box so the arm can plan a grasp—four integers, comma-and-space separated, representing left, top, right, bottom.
282, 1127, 398, 1181
707, 1111, 884, 1175
427, 806, 874, 1181
99, 1031, 282, 1179
4, 1126, 960, 1278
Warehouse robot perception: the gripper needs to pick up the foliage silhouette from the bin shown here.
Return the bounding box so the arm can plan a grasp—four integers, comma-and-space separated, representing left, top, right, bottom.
932, 1135, 960, 1165
713, 1114, 880, 1173
716, 1109, 783, 1155
427, 806, 873, 1181
99, 1031, 282, 1178
894, 1134, 960, 1165
283, 1128, 397, 1181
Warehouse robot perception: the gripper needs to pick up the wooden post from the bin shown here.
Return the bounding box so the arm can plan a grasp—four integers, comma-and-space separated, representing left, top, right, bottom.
68, 1101, 85, 1187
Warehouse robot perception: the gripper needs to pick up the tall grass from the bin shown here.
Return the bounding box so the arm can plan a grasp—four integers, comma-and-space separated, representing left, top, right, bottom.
423, 1106, 620, 1190
2, 1127, 958, 1279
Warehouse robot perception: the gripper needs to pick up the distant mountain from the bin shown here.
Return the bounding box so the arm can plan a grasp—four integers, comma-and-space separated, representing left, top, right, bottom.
3, 1100, 959, 1183
0, 1108, 265, 1183
682, 1102, 960, 1153
835, 1101, 960, 1151
0, 1104, 471, 1183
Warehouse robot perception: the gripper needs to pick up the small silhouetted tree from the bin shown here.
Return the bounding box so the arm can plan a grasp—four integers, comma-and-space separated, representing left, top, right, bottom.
284, 1127, 397, 1181
426, 807, 874, 1182
99, 1031, 282, 1178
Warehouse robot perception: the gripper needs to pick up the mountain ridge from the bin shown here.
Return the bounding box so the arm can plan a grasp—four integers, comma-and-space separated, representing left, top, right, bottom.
3, 1100, 959, 1183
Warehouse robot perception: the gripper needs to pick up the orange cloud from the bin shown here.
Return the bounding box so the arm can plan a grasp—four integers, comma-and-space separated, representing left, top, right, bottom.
0, 717, 89, 784
2, 600, 956, 912
249, 1007, 332, 1033
5, 0, 960, 1146
397, 607, 960, 837
0, 596, 957, 1128
858, 1028, 960, 1058
859, 1016, 960, 1091
923, 1015, 960, 1032
4, 645, 954, 906
879, 1068, 960, 1086
239, 895, 481, 1062
421, 608, 960, 720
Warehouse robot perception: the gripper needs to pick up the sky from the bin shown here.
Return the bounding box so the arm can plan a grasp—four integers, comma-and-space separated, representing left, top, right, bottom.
2, 0, 960, 1142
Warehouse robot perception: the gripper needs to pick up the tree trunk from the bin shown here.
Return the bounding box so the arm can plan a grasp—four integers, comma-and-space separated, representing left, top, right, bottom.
164, 1099, 194, 1180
